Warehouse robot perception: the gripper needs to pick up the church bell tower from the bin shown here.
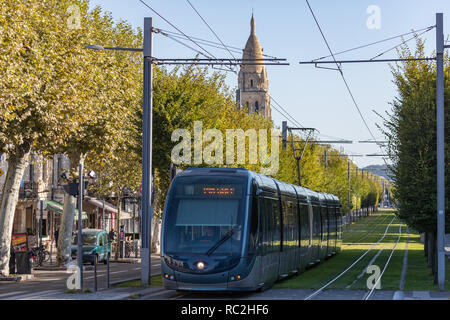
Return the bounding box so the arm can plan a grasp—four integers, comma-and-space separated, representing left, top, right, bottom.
237, 14, 271, 119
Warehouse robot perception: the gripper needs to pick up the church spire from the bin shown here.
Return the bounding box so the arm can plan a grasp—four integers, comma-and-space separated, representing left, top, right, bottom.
237, 13, 271, 119
251, 13, 255, 35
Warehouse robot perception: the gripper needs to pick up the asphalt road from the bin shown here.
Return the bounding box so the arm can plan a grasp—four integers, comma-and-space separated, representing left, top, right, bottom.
0, 258, 161, 300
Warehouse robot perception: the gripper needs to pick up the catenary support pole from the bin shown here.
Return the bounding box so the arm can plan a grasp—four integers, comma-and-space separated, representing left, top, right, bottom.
348, 159, 351, 225
141, 17, 154, 286
436, 12, 446, 291
77, 163, 84, 291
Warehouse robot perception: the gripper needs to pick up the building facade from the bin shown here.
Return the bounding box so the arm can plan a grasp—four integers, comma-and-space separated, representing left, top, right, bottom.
237, 14, 271, 119
0, 152, 138, 252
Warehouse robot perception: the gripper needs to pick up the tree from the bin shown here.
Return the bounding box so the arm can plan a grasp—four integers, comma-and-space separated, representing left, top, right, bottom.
0, 0, 93, 276
379, 39, 450, 279
53, 8, 143, 266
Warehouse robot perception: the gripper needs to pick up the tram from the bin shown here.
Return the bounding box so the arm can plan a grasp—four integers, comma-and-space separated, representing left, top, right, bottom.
161, 167, 342, 291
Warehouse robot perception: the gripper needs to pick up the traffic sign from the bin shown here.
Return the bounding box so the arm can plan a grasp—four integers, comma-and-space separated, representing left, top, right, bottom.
0, 168, 4, 177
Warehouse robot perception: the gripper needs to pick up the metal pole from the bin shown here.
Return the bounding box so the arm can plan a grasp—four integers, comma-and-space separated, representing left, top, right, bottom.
39, 201, 43, 247
141, 17, 153, 286
106, 252, 110, 288
93, 253, 97, 292
282, 121, 287, 150
348, 159, 351, 225
77, 163, 84, 291
133, 202, 136, 259
436, 12, 445, 291
297, 159, 301, 186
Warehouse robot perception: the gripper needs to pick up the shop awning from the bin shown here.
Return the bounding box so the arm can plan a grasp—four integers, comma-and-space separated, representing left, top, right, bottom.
45, 200, 87, 220
86, 197, 118, 214
85, 197, 132, 220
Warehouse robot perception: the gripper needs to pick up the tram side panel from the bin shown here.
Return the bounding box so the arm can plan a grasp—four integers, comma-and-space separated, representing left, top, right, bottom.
336, 204, 343, 252
299, 203, 311, 271
319, 203, 329, 260
281, 196, 299, 276
310, 205, 321, 264
259, 195, 280, 288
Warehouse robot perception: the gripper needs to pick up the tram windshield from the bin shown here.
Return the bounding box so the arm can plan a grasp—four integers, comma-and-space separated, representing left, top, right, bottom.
164, 175, 247, 256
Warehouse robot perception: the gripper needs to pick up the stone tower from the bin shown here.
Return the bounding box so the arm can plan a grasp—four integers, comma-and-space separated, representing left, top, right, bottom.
237, 14, 271, 119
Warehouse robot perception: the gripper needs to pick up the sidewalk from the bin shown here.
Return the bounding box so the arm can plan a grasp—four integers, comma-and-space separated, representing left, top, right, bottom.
34, 253, 143, 270
32, 286, 165, 300
393, 290, 450, 300
3, 284, 166, 300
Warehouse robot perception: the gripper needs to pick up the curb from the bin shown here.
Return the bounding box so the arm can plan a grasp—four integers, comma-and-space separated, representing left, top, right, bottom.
110, 277, 141, 286
109, 260, 141, 264
393, 291, 404, 300
110, 272, 162, 286
0, 274, 35, 282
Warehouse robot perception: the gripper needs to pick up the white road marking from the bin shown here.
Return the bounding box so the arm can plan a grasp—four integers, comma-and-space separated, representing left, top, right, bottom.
5, 289, 60, 300
0, 291, 26, 298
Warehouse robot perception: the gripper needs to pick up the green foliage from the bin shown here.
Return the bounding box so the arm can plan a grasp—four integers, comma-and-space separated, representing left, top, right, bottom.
379, 38, 450, 234
0, 0, 385, 224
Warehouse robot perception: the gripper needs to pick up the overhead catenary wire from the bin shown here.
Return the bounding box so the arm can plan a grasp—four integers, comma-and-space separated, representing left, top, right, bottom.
181, 1, 308, 132
141, 0, 310, 141
185, 0, 237, 61
304, 0, 389, 165
370, 27, 434, 60
158, 28, 279, 59
184, 0, 238, 73
311, 25, 435, 62
138, 0, 216, 60
269, 94, 305, 129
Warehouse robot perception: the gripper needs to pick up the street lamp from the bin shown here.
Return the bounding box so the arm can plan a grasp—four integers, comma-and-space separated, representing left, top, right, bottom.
85, 17, 154, 286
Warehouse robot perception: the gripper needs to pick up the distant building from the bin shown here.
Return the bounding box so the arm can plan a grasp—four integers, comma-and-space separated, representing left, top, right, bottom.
237, 14, 271, 119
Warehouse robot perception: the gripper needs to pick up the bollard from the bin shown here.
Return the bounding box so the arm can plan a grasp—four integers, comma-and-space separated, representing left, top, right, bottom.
106, 253, 110, 288
93, 254, 97, 292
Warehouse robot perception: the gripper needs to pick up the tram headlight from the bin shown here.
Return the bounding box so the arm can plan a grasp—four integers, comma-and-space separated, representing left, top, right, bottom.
196, 261, 206, 270
164, 273, 175, 280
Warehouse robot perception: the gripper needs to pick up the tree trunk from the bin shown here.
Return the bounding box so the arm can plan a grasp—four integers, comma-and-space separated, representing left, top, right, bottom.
427, 231, 433, 268
151, 216, 161, 254
424, 233, 428, 258
0, 147, 31, 276
114, 193, 122, 260
56, 153, 84, 266
56, 192, 76, 266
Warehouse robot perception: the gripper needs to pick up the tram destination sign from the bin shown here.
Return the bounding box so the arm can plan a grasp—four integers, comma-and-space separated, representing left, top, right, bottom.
202, 187, 235, 196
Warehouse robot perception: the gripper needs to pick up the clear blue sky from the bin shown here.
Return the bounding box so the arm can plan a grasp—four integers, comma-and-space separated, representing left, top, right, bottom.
89, 0, 449, 168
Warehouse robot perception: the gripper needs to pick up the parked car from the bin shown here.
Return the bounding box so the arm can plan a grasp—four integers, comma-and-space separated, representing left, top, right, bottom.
71, 229, 111, 265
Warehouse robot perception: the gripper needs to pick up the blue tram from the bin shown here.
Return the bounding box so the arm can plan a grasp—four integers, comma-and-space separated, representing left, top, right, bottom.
161, 167, 342, 291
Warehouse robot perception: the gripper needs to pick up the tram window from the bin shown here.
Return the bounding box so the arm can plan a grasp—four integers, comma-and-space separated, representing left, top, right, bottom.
272, 199, 281, 252
282, 200, 296, 250
313, 206, 321, 238
300, 204, 310, 246
175, 199, 239, 226
248, 194, 259, 256
259, 197, 275, 253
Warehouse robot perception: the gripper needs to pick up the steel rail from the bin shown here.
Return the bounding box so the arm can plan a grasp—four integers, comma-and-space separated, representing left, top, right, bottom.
304, 215, 397, 300
348, 214, 391, 245
363, 223, 403, 300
